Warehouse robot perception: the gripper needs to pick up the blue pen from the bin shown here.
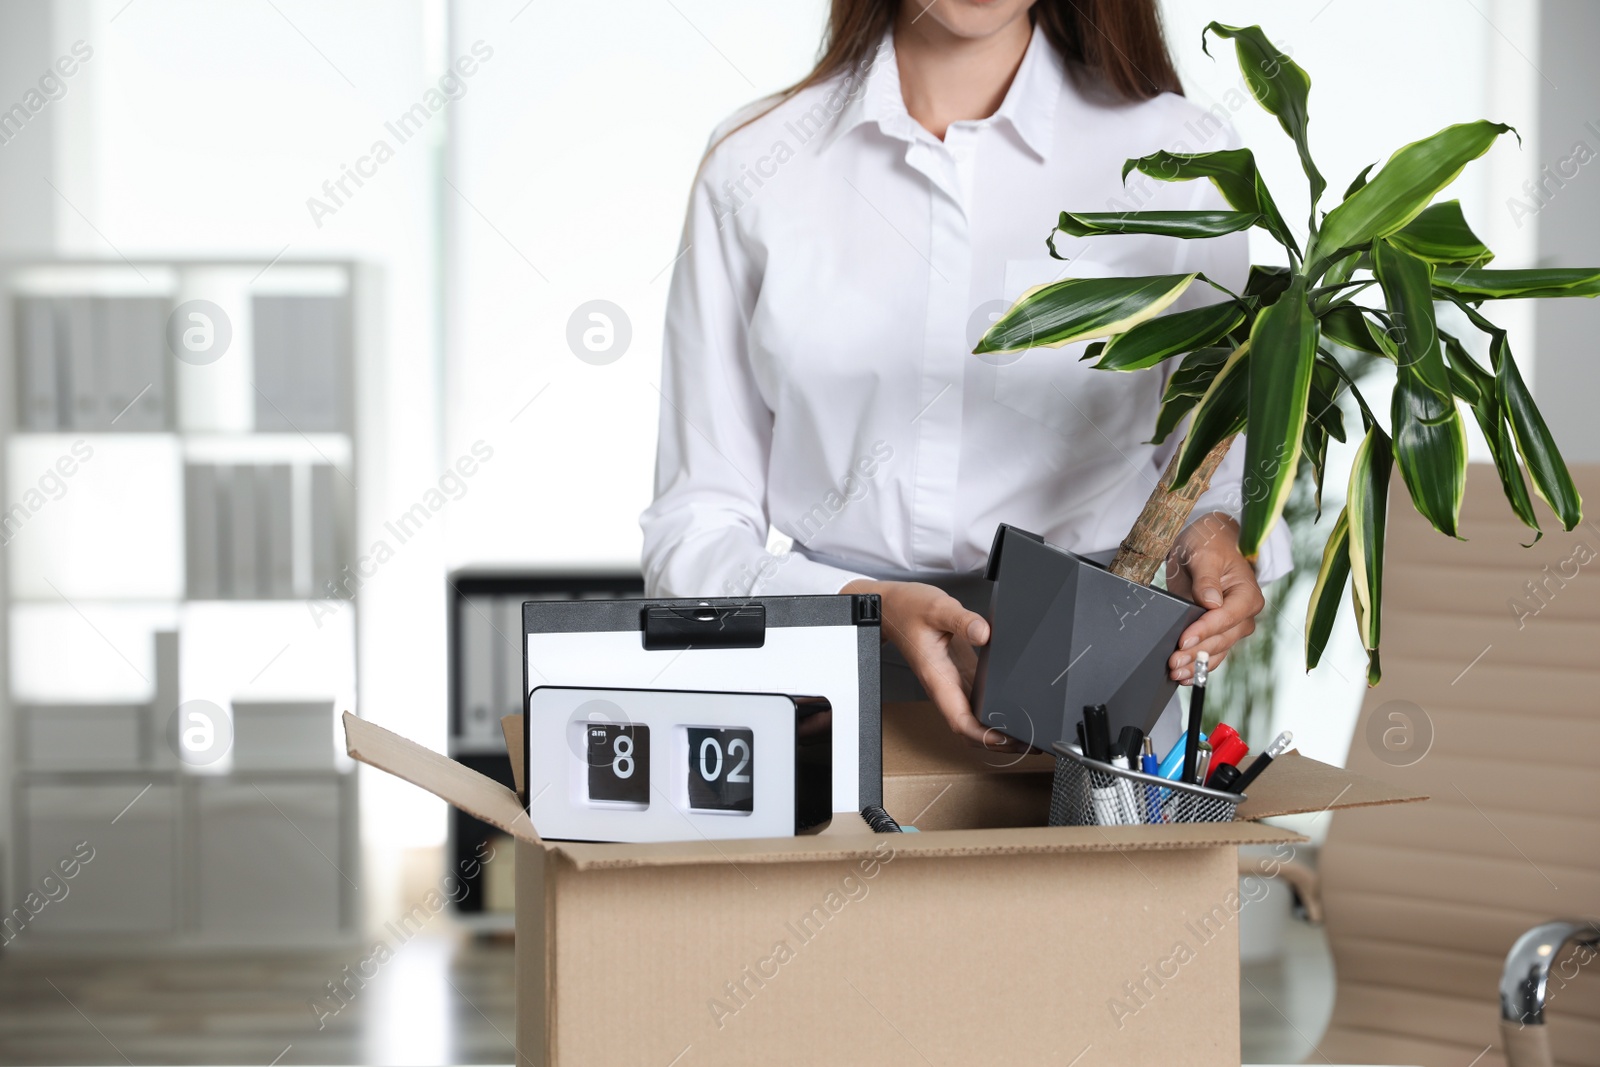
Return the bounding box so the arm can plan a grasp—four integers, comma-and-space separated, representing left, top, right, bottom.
1157, 730, 1207, 780
1140, 737, 1161, 824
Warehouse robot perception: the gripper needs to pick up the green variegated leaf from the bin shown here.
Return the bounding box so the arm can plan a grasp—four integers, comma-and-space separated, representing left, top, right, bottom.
1443, 332, 1541, 538
1303, 359, 1346, 517
1388, 200, 1494, 265
1343, 163, 1376, 200
1373, 239, 1451, 398
1054, 210, 1262, 240
1306, 359, 1347, 444
1321, 250, 1364, 289
1122, 149, 1299, 255
1494, 331, 1582, 529
1204, 23, 1325, 212
1172, 343, 1249, 485
1347, 426, 1393, 686
1164, 347, 1235, 398
1319, 304, 1384, 355
1151, 347, 1233, 445
974, 273, 1198, 355
1316, 350, 1379, 429
1245, 264, 1293, 306
1305, 507, 1351, 669
1379, 236, 1466, 538
1303, 420, 1331, 519
1444, 358, 1485, 407
1088, 300, 1246, 371
1432, 266, 1600, 300
1450, 299, 1583, 529
1239, 277, 1319, 556
1391, 372, 1467, 539
1366, 310, 1401, 362
1316, 121, 1514, 260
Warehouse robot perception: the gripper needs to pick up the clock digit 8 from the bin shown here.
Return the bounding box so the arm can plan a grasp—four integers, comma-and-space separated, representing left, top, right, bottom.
585, 723, 649, 807
526, 687, 832, 843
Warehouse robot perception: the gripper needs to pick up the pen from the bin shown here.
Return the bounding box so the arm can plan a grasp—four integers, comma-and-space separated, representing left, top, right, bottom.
1082, 705, 1122, 826
1116, 726, 1144, 772
1112, 729, 1142, 825
1140, 736, 1161, 823
1083, 704, 1111, 762
1181, 650, 1209, 786
1157, 729, 1207, 780
1227, 730, 1294, 793
1193, 740, 1213, 786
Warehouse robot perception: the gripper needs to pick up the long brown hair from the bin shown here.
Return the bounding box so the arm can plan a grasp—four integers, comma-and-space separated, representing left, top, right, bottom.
723, 0, 1181, 146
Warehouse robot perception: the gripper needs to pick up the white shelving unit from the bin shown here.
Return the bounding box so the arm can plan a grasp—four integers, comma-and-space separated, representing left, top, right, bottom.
0, 258, 370, 949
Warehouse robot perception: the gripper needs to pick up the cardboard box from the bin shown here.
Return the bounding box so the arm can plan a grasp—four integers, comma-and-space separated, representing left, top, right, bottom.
343, 704, 1424, 1066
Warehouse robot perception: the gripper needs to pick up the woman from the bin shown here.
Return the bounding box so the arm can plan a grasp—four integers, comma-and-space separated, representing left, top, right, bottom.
641, 0, 1287, 749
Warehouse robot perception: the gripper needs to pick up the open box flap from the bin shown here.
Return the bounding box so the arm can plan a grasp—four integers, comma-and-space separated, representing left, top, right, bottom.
1236, 750, 1429, 819
342, 711, 543, 846
549, 819, 1306, 871
502, 713, 525, 794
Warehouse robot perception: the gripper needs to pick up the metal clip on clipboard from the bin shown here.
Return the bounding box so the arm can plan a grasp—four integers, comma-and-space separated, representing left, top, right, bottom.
641, 603, 766, 650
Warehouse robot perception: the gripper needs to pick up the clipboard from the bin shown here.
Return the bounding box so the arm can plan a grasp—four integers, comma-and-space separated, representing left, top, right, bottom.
522, 593, 883, 814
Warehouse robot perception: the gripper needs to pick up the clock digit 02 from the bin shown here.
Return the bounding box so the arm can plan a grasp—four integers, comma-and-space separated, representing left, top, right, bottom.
685, 727, 755, 812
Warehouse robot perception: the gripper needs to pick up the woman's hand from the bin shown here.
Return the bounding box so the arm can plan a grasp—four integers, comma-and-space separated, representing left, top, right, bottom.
840, 578, 1017, 748
1164, 512, 1267, 683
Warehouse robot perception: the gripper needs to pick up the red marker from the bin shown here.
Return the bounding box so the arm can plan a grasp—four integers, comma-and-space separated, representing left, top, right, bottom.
1206, 723, 1249, 785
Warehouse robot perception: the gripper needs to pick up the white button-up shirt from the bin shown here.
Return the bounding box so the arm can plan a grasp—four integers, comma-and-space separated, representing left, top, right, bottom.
642, 22, 1289, 598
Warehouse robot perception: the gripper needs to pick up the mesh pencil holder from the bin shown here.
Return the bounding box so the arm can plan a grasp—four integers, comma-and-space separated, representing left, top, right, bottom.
1048, 743, 1245, 827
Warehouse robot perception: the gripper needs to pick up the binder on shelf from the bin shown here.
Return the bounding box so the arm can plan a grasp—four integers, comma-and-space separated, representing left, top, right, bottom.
185, 464, 220, 599
457, 595, 499, 746
230, 465, 260, 599
261, 464, 294, 599
151, 629, 180, 769
253, 295, 349, 433
496, 595, 524, 723
251, 294, 291, 432
16, 296, 60, 430
60, 296, 101, 429
309, 462, 342, 597
100, 296, 170, 431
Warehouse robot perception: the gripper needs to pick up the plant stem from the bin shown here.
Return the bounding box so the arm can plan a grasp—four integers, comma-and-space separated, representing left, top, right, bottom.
1109, 434, 1239, 585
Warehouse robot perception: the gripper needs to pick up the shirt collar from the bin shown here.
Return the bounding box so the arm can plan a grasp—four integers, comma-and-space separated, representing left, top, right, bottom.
992, 20, 1063, 161
819, 19, 1062, 160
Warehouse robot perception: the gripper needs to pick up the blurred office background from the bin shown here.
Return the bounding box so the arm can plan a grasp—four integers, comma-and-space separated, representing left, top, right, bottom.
0, 0, 1594, 1063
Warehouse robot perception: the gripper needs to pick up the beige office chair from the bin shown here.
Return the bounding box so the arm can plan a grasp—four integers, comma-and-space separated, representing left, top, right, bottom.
1280, 463, 1600, 1067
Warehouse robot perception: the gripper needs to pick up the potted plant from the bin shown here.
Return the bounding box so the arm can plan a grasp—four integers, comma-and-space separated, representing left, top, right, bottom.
976, 23, 1598, 687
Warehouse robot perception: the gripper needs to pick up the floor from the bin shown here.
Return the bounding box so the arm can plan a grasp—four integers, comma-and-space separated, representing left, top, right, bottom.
0, 924, 1333, 1065
0, 932, 517, 1066
1241, 921, 1338, 1065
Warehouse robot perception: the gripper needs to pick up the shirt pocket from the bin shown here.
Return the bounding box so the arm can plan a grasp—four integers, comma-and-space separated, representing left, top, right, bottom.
990, 253, 1157, 440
